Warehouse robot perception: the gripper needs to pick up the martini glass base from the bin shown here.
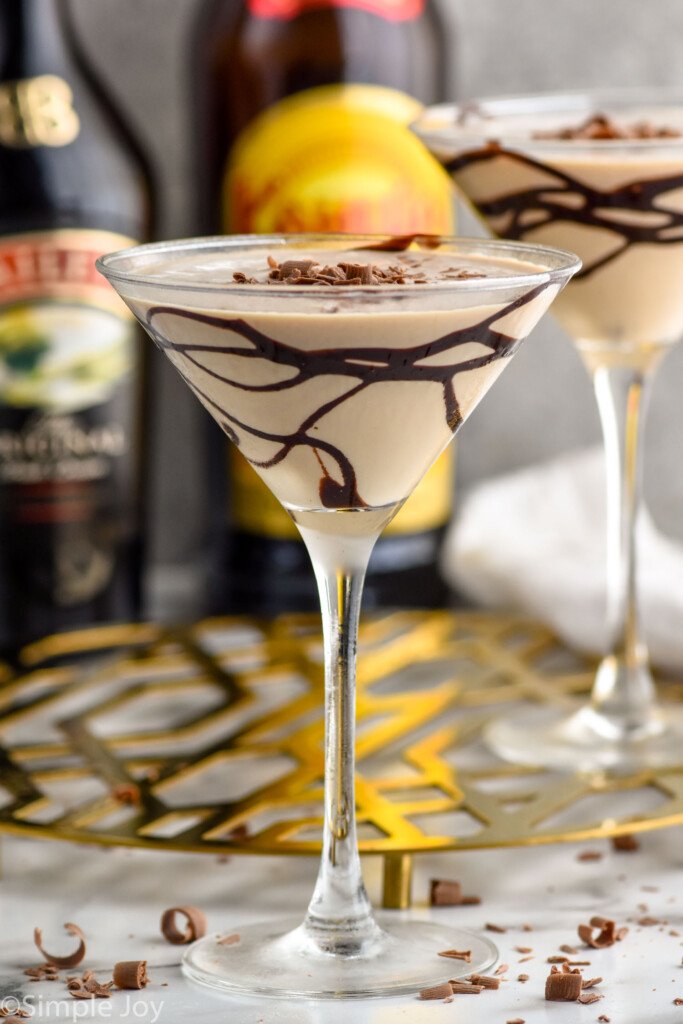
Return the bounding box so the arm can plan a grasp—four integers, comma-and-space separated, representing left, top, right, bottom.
182, 915, 498, 999
485, 703, 683, 773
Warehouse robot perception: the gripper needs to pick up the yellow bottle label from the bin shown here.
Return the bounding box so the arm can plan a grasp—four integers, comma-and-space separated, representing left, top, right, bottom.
225, 83, 455, 234
225, 83, 456, 539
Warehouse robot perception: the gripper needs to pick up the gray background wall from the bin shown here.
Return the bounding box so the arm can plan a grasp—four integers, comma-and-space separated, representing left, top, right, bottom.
67, 0, 683, 575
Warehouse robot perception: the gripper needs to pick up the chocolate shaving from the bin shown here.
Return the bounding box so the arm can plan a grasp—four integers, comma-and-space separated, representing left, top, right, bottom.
485, 922, 507, 933
438, 948, 471, 961
578, 915, 627, 949
582, 976, 603, 989
507, 1019, 526, 1024
612, 833, 640, 852
25, 964, 59, 980
429, 879, 481, 906
495, 963, 509, 975
559, 944, 579, 954
545, 968, 583, 1001
112, 782, 141, 805
517, 974, 530, 983
448, 982, 483, 994
160, 905, 207, 945
598, 1017, 611, 1022
217, 933, 241, 946
578, 992, 604, 1004
467, 973, 500, 989
674, 998, 683, 1005
577, 850, 603, 861
240, 249, 485, 288
514, 945, 533, 953
66, 971, 112, 999
419, 983, 453, 1000
533, 113, 682, 140
637, 916, 660, 926
34, 923, 86, 968
518, 955, 534, 963
430, 879, 461, 905
113, 961, 149, 990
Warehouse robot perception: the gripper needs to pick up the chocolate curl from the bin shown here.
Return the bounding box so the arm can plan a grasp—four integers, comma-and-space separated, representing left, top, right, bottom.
160, 905, 207, 945
437, 948, 471, 961
217, 933, 241, 947
113, 961, 150, 990
612, 833, 639, 852
578, 915, 627, 949
34, 923, 86, 968
467, 973, 500, 989
419, 983, 453, 1000
429, 879, 482, 907
449, 982, 483, 994
578, 992, 604, 1004
545, 969, 583, 1001
66, 970, 112, 999
430, 879, 462, 905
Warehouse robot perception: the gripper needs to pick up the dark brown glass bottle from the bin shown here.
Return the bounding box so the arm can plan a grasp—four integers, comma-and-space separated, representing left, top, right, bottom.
0, 0, 153, 653
194, 0, 455, 614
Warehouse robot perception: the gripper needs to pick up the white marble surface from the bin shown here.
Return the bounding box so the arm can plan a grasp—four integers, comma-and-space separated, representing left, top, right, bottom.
1, 826, 682, 1022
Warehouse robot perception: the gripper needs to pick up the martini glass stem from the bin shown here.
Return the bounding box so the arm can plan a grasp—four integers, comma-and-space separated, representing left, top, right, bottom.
298, 524, 384, 955
591, 362, 658, 736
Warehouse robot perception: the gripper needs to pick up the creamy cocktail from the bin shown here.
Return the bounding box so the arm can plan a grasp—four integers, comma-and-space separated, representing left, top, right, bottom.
414, 91, 683, 771
98, 233, 578, 999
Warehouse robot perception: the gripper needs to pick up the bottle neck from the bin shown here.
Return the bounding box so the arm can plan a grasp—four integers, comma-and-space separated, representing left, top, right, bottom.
0, 0, 71, 80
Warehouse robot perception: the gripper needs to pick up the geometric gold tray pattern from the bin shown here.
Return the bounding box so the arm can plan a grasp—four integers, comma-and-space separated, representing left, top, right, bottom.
1, 610, 682, 907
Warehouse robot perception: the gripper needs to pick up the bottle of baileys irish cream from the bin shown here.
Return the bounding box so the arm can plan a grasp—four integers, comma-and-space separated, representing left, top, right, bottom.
0, 0, 153, 652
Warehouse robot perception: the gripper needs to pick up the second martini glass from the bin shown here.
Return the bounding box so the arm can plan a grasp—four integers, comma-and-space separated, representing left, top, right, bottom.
414, 90, 683, 772
98, 233, 577, 998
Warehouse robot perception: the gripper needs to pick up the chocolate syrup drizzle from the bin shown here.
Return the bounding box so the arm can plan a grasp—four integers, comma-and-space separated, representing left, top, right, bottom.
446, 145, 683, 280
144, 283, 546, 509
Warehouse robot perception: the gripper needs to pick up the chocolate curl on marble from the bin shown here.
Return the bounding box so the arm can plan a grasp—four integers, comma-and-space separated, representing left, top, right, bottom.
578, 991, 604, 1004
545, 967, 583, 1001
419, 983, 453, 1000
66, 971, 112, 999
578, 915, 627, 949
430, 879, 481, 906
160, 905, 207, 944
34, 923, 86, 968
113, 961, 150, 990
467, 973, 500, 989
612, 833, 640, 852
449, 982, 483, 994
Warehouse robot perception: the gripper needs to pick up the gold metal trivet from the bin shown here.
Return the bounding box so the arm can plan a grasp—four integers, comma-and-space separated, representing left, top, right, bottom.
0, 611, 682, 909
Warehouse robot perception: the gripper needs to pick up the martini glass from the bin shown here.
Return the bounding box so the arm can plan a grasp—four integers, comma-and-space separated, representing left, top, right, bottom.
414, 89, 683, 772
98, 232, 577, 998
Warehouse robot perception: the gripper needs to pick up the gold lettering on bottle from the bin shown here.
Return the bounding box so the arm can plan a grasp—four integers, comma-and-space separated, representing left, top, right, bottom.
0, 75, 80, 148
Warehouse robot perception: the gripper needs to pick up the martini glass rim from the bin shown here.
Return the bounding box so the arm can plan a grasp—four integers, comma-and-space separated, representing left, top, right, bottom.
412, 88, 683, 154
96, 232, 580, 298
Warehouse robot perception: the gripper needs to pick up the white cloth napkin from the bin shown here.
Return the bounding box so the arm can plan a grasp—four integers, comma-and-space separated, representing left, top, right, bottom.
442, 447, 683, 673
